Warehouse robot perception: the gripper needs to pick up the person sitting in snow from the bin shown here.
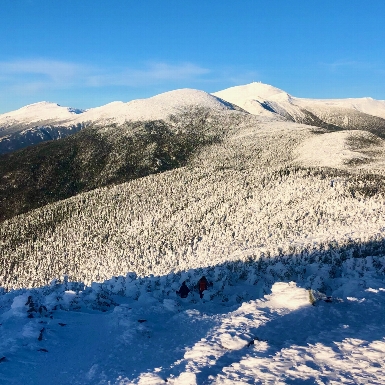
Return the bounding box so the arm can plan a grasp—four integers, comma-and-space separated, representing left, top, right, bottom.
198, 276, 209, 299
177, 281, 190, 298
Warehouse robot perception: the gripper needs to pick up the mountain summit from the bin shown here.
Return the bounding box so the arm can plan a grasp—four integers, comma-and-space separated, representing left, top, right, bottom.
67, 88, 240, 126
213, 82, 385, 136
213, 81, 288, 103
213, 82, 385, 121
0, 89, 240, 154
0, 101, 84, 129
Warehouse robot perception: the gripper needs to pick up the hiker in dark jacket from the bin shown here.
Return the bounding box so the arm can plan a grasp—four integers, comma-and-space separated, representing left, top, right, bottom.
177, 281, 190, 298
198, 276, 209, 299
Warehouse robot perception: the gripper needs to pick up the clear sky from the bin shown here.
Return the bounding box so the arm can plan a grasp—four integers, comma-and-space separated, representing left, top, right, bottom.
1, 0, 384, 113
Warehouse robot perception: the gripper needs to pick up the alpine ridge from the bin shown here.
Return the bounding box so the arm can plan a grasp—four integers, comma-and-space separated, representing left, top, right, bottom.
0, 89, 240, 154
1, 83, 385, 385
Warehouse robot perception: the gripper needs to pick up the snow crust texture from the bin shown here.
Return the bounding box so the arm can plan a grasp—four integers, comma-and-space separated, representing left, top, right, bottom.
1, 269, 385, 385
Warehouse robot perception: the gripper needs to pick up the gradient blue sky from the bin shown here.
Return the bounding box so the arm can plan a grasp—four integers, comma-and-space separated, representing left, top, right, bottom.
1, 0, 384, 113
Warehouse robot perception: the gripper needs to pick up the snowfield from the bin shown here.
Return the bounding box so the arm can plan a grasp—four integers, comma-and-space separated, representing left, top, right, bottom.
295, 130, 385, 170
1, 83, 385, 384
1, 267, 385, 384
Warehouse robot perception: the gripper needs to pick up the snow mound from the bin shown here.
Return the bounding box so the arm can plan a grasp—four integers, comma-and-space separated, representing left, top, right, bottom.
0, 101, 84, 128
295, 130, 385, 169
70, 88, 237, 126
260, 282, 311, 311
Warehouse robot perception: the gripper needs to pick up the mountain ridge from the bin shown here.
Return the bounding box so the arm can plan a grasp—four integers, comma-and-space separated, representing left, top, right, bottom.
0, 89, 242, 155
2, 83, 385, 155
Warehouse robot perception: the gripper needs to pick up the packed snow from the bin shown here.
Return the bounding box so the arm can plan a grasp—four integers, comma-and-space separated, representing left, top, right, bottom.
1, 260, 385, 384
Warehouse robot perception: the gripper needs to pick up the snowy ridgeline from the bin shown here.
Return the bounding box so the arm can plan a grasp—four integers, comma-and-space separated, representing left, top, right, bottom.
1, 120, 385, 290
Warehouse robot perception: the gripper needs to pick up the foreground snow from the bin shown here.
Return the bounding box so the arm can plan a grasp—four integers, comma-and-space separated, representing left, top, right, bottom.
1, 259, 384, 384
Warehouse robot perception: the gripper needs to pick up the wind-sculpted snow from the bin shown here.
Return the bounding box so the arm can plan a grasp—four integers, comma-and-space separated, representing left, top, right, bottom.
0, 255, 385, 384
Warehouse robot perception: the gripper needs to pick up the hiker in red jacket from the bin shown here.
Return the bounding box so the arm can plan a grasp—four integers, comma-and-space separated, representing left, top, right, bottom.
198, 276, 209, 299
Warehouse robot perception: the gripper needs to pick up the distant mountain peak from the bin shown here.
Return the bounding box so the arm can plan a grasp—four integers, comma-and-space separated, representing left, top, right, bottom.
213, 82, 289, 102
0, 101, 85, 123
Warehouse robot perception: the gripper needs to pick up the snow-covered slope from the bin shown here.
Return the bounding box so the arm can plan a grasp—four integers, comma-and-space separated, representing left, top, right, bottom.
1, 264, 385, 384
296, 95, 385, 120
1, 85, 385, 384
213, 82, 385, 126
0, 102, 85, 154
2, 84, 385, 155
295, 130, 385, 169
0, 89, 240, 154
67, 88, 239, 127
213, 82, 294, 119
0, 101, 84, 132
2, 117, 385, 289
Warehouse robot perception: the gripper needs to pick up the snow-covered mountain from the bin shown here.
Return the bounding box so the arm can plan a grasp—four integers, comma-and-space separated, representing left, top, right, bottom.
213, 82, 385, 119
67, 88, 241, 126
2, 116, 385, 288
0, 101, 84, 128
0, 102, 85, 154
2, 83, 385, 155
213, 82, 385, 134
1, 83, 385, 384
0, 89, 240, 154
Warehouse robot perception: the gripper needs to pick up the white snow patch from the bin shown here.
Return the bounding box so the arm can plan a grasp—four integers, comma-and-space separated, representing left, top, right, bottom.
260, 282, 311, 311
294, 130, 385, 169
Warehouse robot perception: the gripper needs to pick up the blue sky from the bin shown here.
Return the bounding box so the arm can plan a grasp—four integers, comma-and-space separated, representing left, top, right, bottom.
1, 0, 384, 113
